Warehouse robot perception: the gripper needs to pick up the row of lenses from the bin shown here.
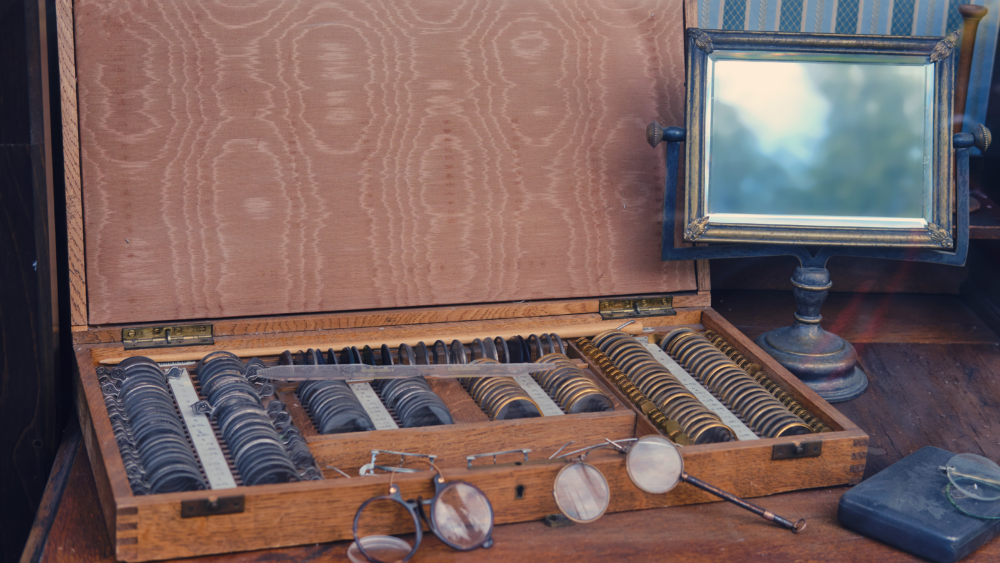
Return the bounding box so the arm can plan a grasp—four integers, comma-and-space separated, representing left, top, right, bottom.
454, 334, 573, 420
703, 331, 830, 433
593, 330, 736, 444
464, 357, 542, 420
98, 367, 148, 493
373, 344, 453, 427
197, 352, 303, 485
661, 329, 812, 438
575, 338, 691, 444
375, 344, 454, 427
262, 397, 324, 479
288, 349, 377, 434
533, 354, 614, 414
98, 358, 207, 494
291, 332, 601, 431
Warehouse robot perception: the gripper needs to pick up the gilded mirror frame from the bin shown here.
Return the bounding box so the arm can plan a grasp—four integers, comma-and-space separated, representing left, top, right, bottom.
683, 29, 957, 248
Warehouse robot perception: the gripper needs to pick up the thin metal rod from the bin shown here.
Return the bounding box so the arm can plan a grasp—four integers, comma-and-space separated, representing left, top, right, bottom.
555, 438, 637, 460
257, 363, 556, 381
681, 473, 806, 533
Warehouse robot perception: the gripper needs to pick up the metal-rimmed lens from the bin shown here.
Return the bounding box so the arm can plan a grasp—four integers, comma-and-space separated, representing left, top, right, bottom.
352, 491, 421, 563
625, 435, 683, 494
553, 462, 610, 523
946, 453, 1000, 502
430, 481, 494, 550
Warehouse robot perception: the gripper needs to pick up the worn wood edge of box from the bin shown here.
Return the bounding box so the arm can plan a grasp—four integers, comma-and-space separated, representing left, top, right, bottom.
74, 307, 868, 562
73, 294, 712, 345
86, 312, 667, 364
57, 0, 88, 327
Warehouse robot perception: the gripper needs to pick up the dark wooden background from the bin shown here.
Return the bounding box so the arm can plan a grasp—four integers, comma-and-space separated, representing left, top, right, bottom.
0, 0, 70, 561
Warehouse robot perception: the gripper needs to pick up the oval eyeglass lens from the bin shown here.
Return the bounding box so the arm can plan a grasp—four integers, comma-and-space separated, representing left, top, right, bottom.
553, 462, 610, 523
946, 453, 1000, 502
352, 497, 419, 563
432, 482, 494, 550
626, 435, 684, 494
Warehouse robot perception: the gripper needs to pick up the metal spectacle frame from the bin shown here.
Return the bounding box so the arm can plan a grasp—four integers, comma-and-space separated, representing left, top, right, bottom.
466, 449, 532, 469
353, 451, 495, 563
624, 435, 806, 533
548, 439, 636, 524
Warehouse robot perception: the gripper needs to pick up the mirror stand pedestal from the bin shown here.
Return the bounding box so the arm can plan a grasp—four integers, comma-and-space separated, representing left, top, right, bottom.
753, 267, 868, 403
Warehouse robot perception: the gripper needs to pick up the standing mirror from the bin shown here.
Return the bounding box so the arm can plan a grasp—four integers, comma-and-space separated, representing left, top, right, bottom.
650, 30, 989, 402
685, 30, 954, 248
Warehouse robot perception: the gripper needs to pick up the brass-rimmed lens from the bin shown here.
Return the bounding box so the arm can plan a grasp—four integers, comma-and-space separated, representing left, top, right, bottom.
431, 481, 495, 550
591, 330, 627, 348
748, 405, 789, 435
593, 332, 634, 352
688, 349, 730, 377
770, 419, 812, 438
536, 352, 571, 364
670, 333, 711, 354
623, 359, 667, 380
564, 389, 613, 414
559, 385, 600, 410
662, 329, 699, 353
553, 462, 610, 523
352, 490, 421, 563
758, 411, 802, 438
554, 380, 594, 405
490, 394, 541, 421
700, 362, 738, 389
688, 421, 737, 444
625, 435, 683, 494
482, 385, 523, 413
468, 378, 503, 402
717, 375, 757, 403
651, 388, 696, 413
676, 342, 714, 368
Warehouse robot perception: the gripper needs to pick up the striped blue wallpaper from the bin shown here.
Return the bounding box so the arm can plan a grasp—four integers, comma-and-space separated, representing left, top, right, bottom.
696, 0, 998, 147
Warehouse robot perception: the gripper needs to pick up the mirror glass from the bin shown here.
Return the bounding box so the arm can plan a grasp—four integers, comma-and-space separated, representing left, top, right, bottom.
706, 54, 933, 229
625, 435, 684, 494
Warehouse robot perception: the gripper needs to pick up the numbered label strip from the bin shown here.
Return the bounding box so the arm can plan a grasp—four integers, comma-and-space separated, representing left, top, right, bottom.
513, 375, 565, 417
167, 369, 238, 489
349, 382, 400, 430
641, 342, 758, 441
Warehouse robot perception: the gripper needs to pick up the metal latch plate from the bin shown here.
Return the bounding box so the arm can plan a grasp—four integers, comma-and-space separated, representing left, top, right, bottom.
599, 297, 675, 320
181, 496, 245, 518
772, 441, 823, 460
123, 324, 214, 350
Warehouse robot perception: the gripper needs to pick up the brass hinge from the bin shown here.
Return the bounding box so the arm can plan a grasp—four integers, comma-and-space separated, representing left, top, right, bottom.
599, 297, 675, 320
122, 324, 214, 350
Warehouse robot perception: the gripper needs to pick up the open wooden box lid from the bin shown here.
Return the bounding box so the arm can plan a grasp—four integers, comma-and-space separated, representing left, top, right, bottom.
63, 0, 699, 329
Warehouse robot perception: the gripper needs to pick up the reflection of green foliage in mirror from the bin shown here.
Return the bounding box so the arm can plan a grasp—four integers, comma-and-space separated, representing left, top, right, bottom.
708, 62, 927, 219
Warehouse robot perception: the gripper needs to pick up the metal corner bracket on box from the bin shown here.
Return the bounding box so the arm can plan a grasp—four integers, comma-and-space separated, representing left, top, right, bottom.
648, 122, 984, 403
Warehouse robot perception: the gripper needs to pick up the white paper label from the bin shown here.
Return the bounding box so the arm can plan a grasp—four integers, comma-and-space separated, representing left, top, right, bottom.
167, 369, 238, 489
349, 382, 400, 430
513, 375, 565, 417
641, 342, 759, 441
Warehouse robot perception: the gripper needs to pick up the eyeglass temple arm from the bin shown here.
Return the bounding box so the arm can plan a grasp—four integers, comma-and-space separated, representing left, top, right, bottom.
939, 468, 1000, 488
680, 472, 806, 533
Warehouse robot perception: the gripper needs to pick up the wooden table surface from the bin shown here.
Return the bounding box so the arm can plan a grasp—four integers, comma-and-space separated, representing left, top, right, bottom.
24, 291, 1000, 563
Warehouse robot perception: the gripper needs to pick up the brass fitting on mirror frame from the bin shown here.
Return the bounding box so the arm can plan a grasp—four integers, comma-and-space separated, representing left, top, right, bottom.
576, 338, 692, 445
703, 331, 830, 433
